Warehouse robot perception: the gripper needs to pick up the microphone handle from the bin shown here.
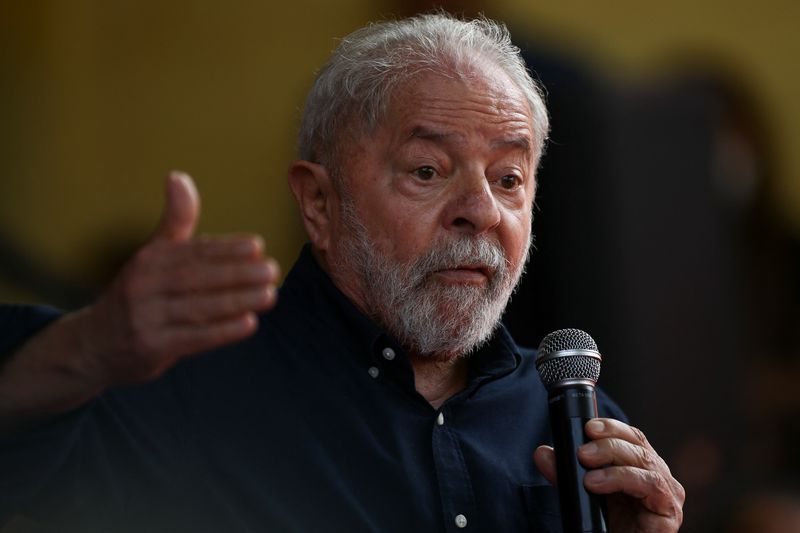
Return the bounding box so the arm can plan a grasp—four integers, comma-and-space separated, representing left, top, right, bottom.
548, 383, 609, 533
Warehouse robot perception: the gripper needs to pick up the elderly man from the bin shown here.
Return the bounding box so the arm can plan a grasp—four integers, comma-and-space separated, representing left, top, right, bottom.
0, 13, 683, 533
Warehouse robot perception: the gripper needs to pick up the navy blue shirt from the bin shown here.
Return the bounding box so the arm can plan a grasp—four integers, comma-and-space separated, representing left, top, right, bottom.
0, 245, 625, 532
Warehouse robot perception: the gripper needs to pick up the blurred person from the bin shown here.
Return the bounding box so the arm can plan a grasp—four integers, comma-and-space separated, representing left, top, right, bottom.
0, 13, 684, 532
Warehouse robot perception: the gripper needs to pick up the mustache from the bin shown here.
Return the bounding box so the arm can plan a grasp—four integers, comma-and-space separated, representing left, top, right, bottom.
407, 236, 508, 283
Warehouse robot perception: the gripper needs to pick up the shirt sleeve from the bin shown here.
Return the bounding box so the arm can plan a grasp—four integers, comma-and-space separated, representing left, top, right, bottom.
0, 304, 62, 359
0, 385, 196, 528
0, 407, 91, 524
0, 303, 196, 528
0, 304, 76, 523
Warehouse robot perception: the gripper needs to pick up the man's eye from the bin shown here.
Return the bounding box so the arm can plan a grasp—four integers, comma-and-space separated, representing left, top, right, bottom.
500, 175, 520, 190
413, 166, 437, 181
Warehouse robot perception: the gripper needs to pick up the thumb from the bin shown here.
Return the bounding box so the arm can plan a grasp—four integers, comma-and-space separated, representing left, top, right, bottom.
534, 445, 558, 485
153, 171, 200, 242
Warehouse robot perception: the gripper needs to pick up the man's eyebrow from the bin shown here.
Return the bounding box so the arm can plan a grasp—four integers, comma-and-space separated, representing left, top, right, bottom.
491, 136, 531, 152
408, 126, 456, 142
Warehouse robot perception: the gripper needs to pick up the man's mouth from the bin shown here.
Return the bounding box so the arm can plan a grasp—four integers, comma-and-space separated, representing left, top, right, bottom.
432, 265, 492, 285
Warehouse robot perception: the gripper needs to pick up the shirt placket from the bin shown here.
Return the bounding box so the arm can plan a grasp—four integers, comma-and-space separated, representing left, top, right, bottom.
431, 406, 477, 532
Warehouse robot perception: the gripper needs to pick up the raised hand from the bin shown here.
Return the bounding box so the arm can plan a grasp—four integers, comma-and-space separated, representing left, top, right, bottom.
0, 172, 280, 433
73, 171, 280, 385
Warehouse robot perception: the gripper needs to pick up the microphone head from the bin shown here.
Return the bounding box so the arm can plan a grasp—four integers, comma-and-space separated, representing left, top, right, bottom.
535, 329, 602, 390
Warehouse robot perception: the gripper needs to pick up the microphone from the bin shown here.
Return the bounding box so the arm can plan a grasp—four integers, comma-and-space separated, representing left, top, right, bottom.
536, 328, 609, 533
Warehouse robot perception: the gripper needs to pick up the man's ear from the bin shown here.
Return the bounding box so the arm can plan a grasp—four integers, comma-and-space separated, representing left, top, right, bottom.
288, 160, 337, 252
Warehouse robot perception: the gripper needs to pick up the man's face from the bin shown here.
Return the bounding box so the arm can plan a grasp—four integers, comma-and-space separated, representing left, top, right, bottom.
327, 66, 537, 360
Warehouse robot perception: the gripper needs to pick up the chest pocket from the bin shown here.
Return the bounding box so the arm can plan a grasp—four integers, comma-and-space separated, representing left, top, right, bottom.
521, 484, 562, 533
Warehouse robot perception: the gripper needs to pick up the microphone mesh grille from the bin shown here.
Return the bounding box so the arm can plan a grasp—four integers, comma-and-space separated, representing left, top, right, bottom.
536, 329, 601, 389
536, 354, 601, 388
537, 328, 598, 355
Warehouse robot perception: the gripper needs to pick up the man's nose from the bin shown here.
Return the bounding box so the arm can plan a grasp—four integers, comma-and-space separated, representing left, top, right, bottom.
443, 174, 502, 235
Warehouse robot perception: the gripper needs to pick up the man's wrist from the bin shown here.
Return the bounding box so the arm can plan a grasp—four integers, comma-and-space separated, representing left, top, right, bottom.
60, 306, 114, 395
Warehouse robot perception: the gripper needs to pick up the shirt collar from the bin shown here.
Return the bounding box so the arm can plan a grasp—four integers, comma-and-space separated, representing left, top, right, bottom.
464, 325, 522, 394
280, 243, 397, 359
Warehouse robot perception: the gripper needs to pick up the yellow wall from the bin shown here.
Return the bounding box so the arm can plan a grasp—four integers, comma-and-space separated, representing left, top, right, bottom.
0, 1, 378, 302
1, 1, 798, 302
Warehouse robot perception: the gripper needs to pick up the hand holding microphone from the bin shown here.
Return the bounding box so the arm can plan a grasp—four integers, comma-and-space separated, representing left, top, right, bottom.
533, 329, 685, 533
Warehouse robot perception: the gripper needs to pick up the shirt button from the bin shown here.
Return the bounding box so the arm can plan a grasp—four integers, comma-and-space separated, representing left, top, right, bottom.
381, 347, 396, 361
436, 412, 444, 426
367, 366, 380, 379
454, 514, 468, 528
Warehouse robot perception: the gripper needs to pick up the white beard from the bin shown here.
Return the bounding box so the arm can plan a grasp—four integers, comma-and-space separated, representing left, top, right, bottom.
337, 197, 530, 360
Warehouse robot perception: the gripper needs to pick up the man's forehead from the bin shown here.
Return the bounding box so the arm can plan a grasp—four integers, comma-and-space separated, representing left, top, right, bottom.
394, 68, 528, 110
381, 69, 534, 143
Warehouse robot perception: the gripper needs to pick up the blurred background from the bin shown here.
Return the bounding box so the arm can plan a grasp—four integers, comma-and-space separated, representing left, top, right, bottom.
2, 0, 799, 531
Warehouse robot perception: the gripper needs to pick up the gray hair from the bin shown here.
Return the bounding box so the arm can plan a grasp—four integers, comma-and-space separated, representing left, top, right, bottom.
297, 12, 549, 176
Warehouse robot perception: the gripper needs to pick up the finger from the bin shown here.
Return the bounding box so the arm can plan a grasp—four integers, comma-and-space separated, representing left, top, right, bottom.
584, 466, 685, 519
578, 435, 670, 473
162, 260, 279, 293
158, 312, 260, 357
191, 234, 266, 260
153, 171, 200, 243
163, 286, 277, 324
533, 445, 557, 485
585, 418, 655, 452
